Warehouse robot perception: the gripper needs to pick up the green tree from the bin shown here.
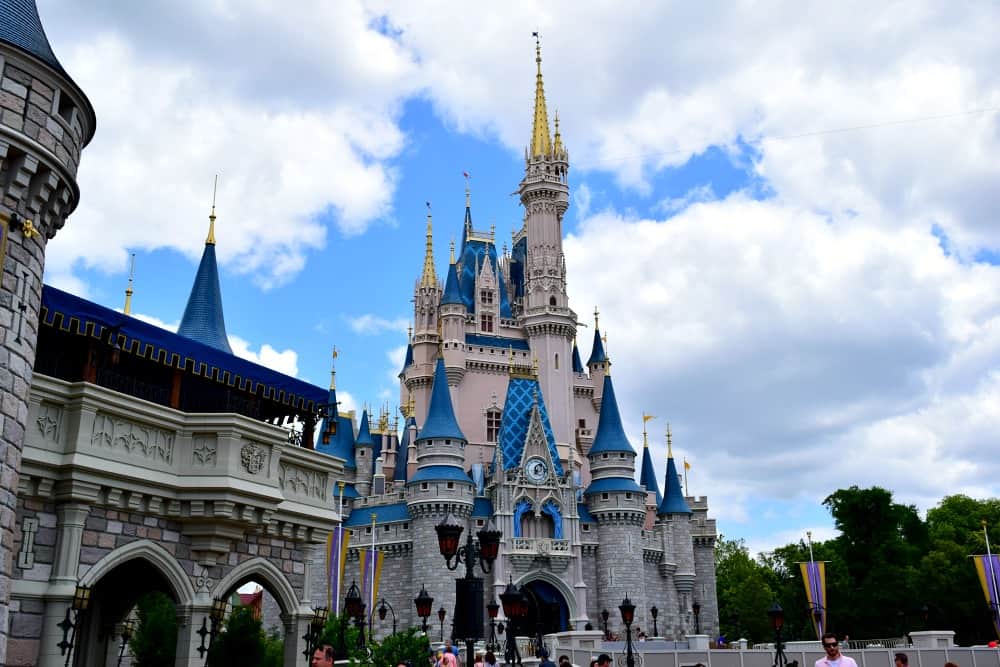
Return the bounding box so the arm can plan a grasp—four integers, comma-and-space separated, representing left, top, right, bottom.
261, 627, 284, 667
370, 627, 431, 667
129, 591, 177, 667
207, 606, 266, 667
715, 536, 777, 643
317, 612, 365, 663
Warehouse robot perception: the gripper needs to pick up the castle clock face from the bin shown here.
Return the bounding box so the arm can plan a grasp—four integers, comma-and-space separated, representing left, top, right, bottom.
525, 456, 548, 483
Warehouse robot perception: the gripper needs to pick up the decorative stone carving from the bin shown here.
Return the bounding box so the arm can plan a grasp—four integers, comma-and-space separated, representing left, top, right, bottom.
192, 435, 218, 467
194, 564, 215, 593
36, 403, 62, 441
91, 412, 174, 463
240, 442, 266, 475
279, 464, 325, 499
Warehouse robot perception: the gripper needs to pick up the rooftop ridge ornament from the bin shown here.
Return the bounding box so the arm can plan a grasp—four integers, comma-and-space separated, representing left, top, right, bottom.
421, 201, 437, 287
330, 345, 338, 390
123, 252, 136, 315
642, 412, 655, 448
529, 31, 552, 158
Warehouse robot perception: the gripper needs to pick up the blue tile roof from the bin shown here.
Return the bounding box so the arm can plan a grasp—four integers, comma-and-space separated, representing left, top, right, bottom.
472, 497, 494, 517
316, 413, 357, 469
583, 477, 645, 496
335, 482, 360, 499
178, 243, 233, 354
442, 262, 463, 305
417, 358, 465, 441
0, 0, 64, 74
588, 375, 636, 456
572, 342, 584, 373
408, 465, 473, 484
658, 455, 692, 515
577, 503, 597, 523
639, 445, 663, 507
458, 236, 512, 318
497, 376, 564, 476
465, 334, 530, 351
41, 285, 328, 412
355, 410, 374, 447
509, 237, 526, 300
393, 416, 415, 482
586, 328, 607, 365
344, 502, 409, 527
400, 342, 413, 375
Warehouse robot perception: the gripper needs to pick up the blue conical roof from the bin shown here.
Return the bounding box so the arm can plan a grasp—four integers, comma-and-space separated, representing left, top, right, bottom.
393, 416, 416, 482
178, 243, 232, 354
315, 400, 357, 470
355, 410, 374, 447
587, 328, 606, 365
572, 341, 584, 373
639, 444, 663, 507
588, 375, 636, 455
658, 455, 692, 515
442, 262, 463, 305
400, 342, 413, 375
417, 358, 465, 441
0, 0, 64, 75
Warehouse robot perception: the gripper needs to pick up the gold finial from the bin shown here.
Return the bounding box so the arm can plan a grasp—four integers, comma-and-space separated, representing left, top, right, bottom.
450, 239, 455, 264
329, 346, 338, 390
465, 172, 471, 209
407, 325, 413, 341
529, 31, 552, 158
603, 333, 609, 359
206, 174, 218, 245
421, 202, 437, 287
532, 356, 539, 376
553, 109, 564, 155
594, 306, 600, 329
642, 413, 655, 448
123, 252, 136, 315
406, 392, 415, 418
666, 423, 673, 459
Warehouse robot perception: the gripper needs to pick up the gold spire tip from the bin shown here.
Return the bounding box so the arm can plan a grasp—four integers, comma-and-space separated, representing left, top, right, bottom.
421, 202, 437, 286
329, 346, 338, 390
206, 175, 218, 245
123, 252, 136, 315
529, 31, 552, 158
450, 239, 455, 264
666, 423, 673, 459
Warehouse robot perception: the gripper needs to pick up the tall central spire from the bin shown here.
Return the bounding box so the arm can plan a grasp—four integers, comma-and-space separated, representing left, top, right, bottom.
530, 32, 552, 158
421, 202, 437, 287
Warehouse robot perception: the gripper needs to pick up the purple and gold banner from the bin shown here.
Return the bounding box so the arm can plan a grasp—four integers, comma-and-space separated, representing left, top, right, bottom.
359, 548, 385, 616
974, 554, 1000, 638
327, 528, 350, 613
799, 561, 827, 640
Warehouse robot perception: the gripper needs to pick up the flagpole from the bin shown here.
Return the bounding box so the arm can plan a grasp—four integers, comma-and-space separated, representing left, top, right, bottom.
985, 521, 1000, 625
335, 482, 345, 615
370, 512, 377, 634
807, 531, 822, 638
683, 458, 689, 496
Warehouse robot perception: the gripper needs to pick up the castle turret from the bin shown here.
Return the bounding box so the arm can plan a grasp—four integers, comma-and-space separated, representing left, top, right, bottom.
638, 417, 663, 522
354, 409, 375, 496
519, 35, 576, 451
587, 310, 608, 410
0, 1, 95, 659
440, 244, 466, 385
408, 205, 442, 421
584, 372, 645, 636
178, 196, 233, 353
656, 426, 697, 635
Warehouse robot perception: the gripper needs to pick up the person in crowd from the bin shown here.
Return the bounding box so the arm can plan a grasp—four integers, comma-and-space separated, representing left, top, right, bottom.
597, 654, 613, 667
310, 644, 334, 667
895, 653, 909, 667
815, 632, 858, 667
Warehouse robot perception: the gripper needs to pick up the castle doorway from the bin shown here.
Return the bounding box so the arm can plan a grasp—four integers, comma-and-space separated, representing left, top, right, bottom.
521, 579, 569, 639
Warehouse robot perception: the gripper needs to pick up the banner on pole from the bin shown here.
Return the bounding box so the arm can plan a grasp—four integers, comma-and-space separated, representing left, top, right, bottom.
359, 548, 385, 615
799, 561, 827, 639
327, 528, 351, 613
974, 554, 1000, 638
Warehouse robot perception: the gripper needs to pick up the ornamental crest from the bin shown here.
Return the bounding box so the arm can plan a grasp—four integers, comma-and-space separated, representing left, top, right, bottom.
240, 443, 266, 475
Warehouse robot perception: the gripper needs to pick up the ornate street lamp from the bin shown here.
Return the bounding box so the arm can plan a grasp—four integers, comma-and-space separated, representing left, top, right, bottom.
377, 597, 397, 636
650, 606, 659, 638
500, 578, 527, 666
57, 584, 92, 667
302, 606, 329, 664
116, 619, 135, 667
600, 609, 610, 641
619, 596, 637, 667
438, 606, 447, 643
414, 585, 434, 634
692, 600, 701, 635
345, 581, 366, 651
435, 514, 501, 666
768, 602, 787, 667
486, 599, 501, 652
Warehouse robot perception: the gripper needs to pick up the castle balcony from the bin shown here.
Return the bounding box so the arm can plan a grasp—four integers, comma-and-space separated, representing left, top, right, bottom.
508, 537, 572, 573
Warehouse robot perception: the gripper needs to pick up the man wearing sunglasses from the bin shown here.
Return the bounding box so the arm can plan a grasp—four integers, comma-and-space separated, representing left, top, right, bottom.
816, 633, 856, 667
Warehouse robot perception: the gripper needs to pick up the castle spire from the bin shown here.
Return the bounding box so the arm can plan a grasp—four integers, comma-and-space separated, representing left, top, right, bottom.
123, 252, 135, 315
421, 202, 437, 287
329, 346, 338, 390
639, 413, 663, 507
529, 32, 552, 158
658, 424, 692, 515
206, 174, 218, 245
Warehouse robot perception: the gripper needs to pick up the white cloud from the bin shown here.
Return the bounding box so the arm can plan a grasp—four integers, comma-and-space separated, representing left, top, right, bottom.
347, 314, 410, 336
653, 184, 716, 216
745, 526, 839, 561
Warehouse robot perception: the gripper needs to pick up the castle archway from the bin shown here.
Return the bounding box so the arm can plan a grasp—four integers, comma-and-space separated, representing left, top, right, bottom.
519, 578, 570, 638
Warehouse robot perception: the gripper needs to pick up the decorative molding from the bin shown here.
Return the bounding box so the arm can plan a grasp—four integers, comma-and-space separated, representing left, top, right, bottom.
192, 435, 218, 467
91, 412, 174, 464
36, 402, 62, 441
279, 464, 325, 500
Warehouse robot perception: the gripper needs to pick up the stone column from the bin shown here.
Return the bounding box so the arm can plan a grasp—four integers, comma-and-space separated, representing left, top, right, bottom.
35, 503, 89, 667
174, 603, 212, 667
283, 612, 312, 665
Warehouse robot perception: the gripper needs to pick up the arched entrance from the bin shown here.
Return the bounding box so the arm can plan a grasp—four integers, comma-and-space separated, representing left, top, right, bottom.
521, 579, 570, 638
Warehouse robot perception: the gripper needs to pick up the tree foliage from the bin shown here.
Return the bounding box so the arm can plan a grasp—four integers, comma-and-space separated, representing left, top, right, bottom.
207, 606, 267, 667
717, 487, 1000, 646
129, 591, 177, 667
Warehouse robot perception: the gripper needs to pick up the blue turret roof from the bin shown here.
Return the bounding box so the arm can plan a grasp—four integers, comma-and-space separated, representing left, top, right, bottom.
417, 358, 465, 441
572, 341, 584, 373
497, 376, 564, 476
588, 375, 636, 456
409, 465, 472, 484
639, 444, 663, 507
393, 416, 415, 482
316, 406, 357, 470
442, 262, 463, 305
0, 0, 64, 75
344, 502, 409, 527
587, 328, 606, 366
457, 233, 512, 318
658, 455, 692, 515
178, 243, 233, 354
355, 410, 374, 448
400, 342, 413, 376
583, 476, 644, 496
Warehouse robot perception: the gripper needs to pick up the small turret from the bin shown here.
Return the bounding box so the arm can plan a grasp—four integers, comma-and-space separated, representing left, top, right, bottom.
178, 187, 233, 354
354, 409, 375, 495
639, 415, 663, 510
657, 425, 692, 516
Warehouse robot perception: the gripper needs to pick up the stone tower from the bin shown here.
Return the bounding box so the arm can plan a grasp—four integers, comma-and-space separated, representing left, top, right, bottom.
0, 1, 95, 660
518, 36, 576, 450
407, 208, 442, 419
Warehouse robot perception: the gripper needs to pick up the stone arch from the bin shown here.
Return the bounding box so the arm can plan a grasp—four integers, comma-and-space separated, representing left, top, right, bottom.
212, 556, 302, 616
514, 569, 577, 621
79, 539, 196, 607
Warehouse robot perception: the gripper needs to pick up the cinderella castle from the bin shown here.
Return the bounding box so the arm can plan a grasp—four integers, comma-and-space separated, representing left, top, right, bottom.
0, 2, 716, 663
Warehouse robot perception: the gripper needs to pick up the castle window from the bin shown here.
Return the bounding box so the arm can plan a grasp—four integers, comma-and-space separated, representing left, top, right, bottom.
554, 353, 559, 370
421, 482, 429, 491
625, 493, 632, 499
578, 419, 586, 428
481, 290, 494, 305
601, 493, 609, 501
480, 313, 494, 332
365, 527, 372, 534
384, 525, 391, 532
403, 523, 409, 530
602, 454, 608, 460
549, 296, 556, 306
582, 524, 590, 532
486, 408, 501, 443
476, 519, 485, 527
447, 482, 454, 489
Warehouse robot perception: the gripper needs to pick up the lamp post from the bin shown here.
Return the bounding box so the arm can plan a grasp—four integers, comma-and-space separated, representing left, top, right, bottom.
692, 601, 701, 635
486, 599, 501, 652
601, 609, 610, 641
345, 581, 366, 653
619, 596, 637, 667
438, 607, 447, 643
57, 584, 91, 667
650, 606, 659, 638
500, 577, 527, 666
116, 619, 135, 667
203, 597, 227, 667
767, 602, 787, 667
302, 606, 329, 665
434, 513, 501, 666
414, 585, 434, 635
376, 597, 398, 636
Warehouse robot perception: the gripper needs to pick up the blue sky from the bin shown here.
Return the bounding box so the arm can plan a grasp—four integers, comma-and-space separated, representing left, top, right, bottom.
37, 1, 1000, 556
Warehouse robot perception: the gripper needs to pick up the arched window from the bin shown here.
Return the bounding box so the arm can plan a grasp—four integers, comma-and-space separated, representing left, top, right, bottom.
486, 408, 501, 443
549, 296, 556, 306
554, 353, 559, 370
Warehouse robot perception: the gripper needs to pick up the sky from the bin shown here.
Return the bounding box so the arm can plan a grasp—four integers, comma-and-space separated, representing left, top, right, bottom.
34, 0, 1000, 557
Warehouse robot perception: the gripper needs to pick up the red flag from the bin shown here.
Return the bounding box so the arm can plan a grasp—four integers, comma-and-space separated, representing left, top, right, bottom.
463, 171, 470, 179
